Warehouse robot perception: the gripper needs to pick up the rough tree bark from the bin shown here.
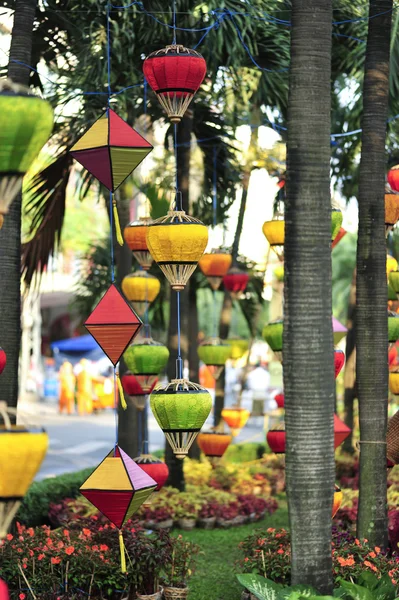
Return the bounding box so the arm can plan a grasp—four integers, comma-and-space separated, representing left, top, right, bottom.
356, 0, 392, 546
284, 0, 334, 592
0, 0, 37, 408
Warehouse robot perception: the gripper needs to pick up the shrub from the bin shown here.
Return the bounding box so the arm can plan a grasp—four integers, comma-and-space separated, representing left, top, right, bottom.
17, 469, 93, 527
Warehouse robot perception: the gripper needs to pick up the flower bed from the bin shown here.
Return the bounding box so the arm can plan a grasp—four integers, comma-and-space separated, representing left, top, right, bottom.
0, 519, 199, 599
49, 486, 278, 532
236, 526, 399, 585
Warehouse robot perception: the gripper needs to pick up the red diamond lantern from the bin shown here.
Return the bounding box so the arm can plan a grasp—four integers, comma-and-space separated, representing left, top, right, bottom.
85, 284, 142, 366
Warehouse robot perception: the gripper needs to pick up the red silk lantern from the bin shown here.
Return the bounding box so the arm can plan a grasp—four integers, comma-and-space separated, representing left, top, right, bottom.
331, 227, 346, 249
133, 454, 169, 492
223, 268, 249, 300
197, 431, 232, 458
143, 45, 206, 123
0, 580, 9, 600
274, 393, 284, 408
334, 349, 345, 378
388, 165, 399, 192
121, 373, 144, 396
0, 348, 6, 375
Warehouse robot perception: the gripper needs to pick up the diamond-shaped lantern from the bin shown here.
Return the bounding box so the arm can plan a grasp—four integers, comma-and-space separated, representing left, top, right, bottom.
84, 284, 142, 365
70, 109, 152, 192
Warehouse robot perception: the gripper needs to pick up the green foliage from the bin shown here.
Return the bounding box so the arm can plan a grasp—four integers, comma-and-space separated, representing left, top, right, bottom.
16, 468, 93, 527
236, 574, 319, 600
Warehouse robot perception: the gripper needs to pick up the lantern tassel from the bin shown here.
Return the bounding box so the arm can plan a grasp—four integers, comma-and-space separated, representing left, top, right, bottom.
113, 200, 124, 246
116, 374, 127, 410
119, 529, 127, 573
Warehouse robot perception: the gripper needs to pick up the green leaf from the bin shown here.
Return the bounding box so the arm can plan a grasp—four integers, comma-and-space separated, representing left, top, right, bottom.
236, 573, 284, 600
339, 580, 375, 600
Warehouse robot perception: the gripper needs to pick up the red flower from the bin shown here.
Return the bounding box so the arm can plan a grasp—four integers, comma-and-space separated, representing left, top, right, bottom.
46, 538, 53, 547
38, 554, 45, 561
100, 544, 109, 551
57, 541, 64, 549
27, 528, 34, 537
6, 534, 13, 541
244, 557, 249, 562
92, 545, 99, 552
63, 529, 70, 538
19, 594, 26, 600
65, 546, 75, 556
51, 557, 61, 565
82, 528, 91, 537
277, 549, 284, 555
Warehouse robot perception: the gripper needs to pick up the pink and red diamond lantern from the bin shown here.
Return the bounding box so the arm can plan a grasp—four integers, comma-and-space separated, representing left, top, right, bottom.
223, 267, 249, 300
334, 349, 345, 378
143, 45, 207, 123
0, 348, 6, 375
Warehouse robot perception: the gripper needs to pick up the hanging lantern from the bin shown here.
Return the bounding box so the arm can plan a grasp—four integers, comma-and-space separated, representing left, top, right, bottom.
385, 194, 399, 235
80, 446, 156, 572
124, 338, 169, 393
0, 580, 8, 600
334, 349, 345, 378
199, 251, 232, 291
0, 402, 48, 537
262, 218, 285, 261
331, 228, 347, 249
143, 45, 207, 123
388, 165, 399, 193
223, 267, 249, 300
123, 217, 153, 270
333, 317, 347, 345
332, 486, 343, 518
197, 431, 232, 459
389, 271, 399, 300
121, 271, 161, 317
121, 373, 149, 411
274, 392, 285, 409
197, 338, 231, 380
387, 409, 399, 464
262, 320, 283, 362
388, 283, 397, 302
133, 454, 169, 492
85, 284, 142, 366
0, 348, 6, 375
331, 208, 343, 242
71, 109, 152, 193
389, 370, 399, 395
0, 79, 53, 229
225, 338, 249, 360
150, 379, 212, 459
221, 406, 250, 437
387, 255, 398, 277
388, 311, 399, 345
267, 414, 351, 456
146, 209, 208, 291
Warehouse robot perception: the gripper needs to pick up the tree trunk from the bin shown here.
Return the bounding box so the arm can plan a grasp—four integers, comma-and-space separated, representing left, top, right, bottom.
0, 0, 37, 408
116, 186, 139, 458
356, 0, 392, 547
284, 0, 334, 592
342, 270, 357, 453
165, 114, 192, 489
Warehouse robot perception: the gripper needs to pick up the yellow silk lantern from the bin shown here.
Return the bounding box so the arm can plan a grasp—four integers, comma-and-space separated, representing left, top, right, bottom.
123, 217, 153, 270
262, 219, 285, 261
389, 370, 399, 395
387, 255, 398, 278
121, 271, 160, 317
146, 210, 208, 290
221, 406, 250, 437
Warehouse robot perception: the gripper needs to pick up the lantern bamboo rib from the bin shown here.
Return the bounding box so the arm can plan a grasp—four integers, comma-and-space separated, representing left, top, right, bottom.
0, 500, 21, 538
156, 93, 194, 123
153, 379, 204, 393
157, 263, 198, 290
0, 177, 23, 213
132, 250, 153, 270
149, 210, 203, 225
164, 430, 200, 459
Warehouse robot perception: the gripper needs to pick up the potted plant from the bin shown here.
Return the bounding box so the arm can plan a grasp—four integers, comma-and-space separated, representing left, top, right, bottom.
175, 494, 201, 530
162, 535, 200, 600
217, 501, 240, 528
141, 505, 174, 530
128, 529, 173, 600
197, 500, 219, 529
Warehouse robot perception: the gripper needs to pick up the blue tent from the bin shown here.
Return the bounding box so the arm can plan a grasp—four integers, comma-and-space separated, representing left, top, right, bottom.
51, 335, 105, 368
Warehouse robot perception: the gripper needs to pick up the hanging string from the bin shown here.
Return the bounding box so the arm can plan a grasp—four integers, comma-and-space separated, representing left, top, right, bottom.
212, 146, 218, 338
172, 0, 177, 45
143, 401, 149, 454
176, 291, 183, 379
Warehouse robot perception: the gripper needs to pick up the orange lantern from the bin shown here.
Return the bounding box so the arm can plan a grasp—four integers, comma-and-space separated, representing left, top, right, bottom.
331, 228, 346, 249
221, 406, 250, 437
123, 217, 153, 270
385, 194, 399, 236
197, 431, 232, 460
199, 251, 232, 291
332, 486, 343, 518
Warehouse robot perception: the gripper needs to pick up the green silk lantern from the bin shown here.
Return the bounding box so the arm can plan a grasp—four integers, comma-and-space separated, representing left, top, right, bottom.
262, 320, 283, 362
389, 271, 399, 300
388, 311, 399, 344
150, 379, 212, 459
197, 338, 231, 380
388, 282, 397, 302
124, 338, 169, 393
331, 208, 343, 242
0, 80, 53, 227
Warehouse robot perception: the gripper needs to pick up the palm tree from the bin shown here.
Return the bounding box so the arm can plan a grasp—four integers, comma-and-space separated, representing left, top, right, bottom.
0, 0, 38, 409
356, 0, 392, 547
284, 0, 335, 592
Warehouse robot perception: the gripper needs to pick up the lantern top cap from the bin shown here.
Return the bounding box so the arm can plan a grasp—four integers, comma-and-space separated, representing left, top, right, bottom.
124, 271, 157, 280
0, 78, 31, 96
200, 337, 229, 348
153, 378, 207, 393
126, 216, 153, 227
146, 44, 204, 60
150, 209, 205, 226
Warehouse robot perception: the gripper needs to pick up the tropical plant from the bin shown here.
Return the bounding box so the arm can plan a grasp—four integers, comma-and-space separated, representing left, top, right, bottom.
162, 535, 200, 589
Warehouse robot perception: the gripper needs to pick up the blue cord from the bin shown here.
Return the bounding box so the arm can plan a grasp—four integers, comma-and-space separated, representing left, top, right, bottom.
212, 146, 217, 228
172, 0, 177, 44
107, 2, 112, 102
174, 123, 181, 208
177, 291, 182, 379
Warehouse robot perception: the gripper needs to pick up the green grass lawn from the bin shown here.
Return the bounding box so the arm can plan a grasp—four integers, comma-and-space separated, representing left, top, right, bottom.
175, 502, 289, 600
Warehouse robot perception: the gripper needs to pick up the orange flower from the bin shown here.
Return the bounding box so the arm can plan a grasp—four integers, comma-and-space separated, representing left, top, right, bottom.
267, 528, 275, 533
27, 528, 34, 537
51, 557, 61, 565
38, 554, 45, 561
364, 560, 377, 572
375, 546, 381, 554
92, 545, 99, 552
346, 558, 355, 566
65, 546, 74, 556
277, 549, 284, 555
244, 557, 249, 562
82, 528, 91, 537
100, 544, 109, 552
337, 557, 347, 566
46, 538, 53, 547
355, 539, 360, 546
368, 552, 376, 558
57, 542, 64, 550
63, 530, 70, 538
6, 534, 13, 541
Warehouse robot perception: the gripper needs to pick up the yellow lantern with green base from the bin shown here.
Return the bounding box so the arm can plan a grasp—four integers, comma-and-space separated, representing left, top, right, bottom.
197, 337, 231, 380
121, 271, 160, 317
0, 79, 53, 228
262, 219, 284, 261
146, 209, 208, 290
0, 402, 48, 537
150, 379, 212, 459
